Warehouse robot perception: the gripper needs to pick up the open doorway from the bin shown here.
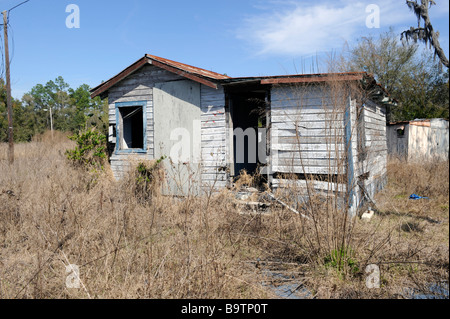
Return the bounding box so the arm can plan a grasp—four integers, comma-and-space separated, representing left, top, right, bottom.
229, 89, 268, 179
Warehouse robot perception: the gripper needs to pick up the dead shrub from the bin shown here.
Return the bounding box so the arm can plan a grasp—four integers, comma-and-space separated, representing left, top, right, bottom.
234, 169, 255, 189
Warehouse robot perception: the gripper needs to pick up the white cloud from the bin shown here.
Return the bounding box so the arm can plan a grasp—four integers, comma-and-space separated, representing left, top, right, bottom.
237, 0, 415, 57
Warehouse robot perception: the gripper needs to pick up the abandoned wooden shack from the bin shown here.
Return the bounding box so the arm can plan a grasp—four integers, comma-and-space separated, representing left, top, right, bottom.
90, 54, 396, 215
387, 118, 449, 161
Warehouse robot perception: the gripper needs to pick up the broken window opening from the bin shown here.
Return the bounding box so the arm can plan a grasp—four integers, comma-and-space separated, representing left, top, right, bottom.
396, 127, 405, 138
118, 105, 145, 151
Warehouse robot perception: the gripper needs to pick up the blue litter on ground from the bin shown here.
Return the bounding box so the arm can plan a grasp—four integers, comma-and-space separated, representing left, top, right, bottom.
409, 194, 429, 200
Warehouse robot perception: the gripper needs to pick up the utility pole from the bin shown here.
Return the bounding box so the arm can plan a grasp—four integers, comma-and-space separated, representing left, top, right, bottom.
2, 10, 14, 164
44, 108, 54, 139
49, 107, 53, 139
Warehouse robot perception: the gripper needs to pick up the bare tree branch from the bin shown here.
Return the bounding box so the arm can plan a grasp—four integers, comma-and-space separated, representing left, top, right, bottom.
401, 0, 449, 68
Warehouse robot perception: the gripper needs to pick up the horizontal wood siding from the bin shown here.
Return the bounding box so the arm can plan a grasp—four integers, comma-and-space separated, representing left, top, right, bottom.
109, 154, 156, 180
200, 85, 227, 190
269, 85, 389, 210
272, 178, 347, 194
356, 99, 387, 201
270, 85, 347, 188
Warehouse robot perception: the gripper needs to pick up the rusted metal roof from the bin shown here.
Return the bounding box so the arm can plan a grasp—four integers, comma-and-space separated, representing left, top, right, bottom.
90, 54, 230, 98
410, 120, 431, 127
218, 72, 367, 85
146, 54, 230, 80
388, 121, 411, 126
90, 55, 393, 106
220, 72, 396, 106
389, 119, 435, 127
389, 119, 438, 126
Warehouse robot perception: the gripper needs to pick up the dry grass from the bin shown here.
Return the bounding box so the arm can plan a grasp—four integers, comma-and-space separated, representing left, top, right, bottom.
0, 135, 448, 299
304, 157, 449, 298
0, 137, 270, 299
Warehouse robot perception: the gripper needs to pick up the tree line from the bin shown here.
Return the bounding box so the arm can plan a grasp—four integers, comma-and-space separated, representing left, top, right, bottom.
0, 76, 108, 143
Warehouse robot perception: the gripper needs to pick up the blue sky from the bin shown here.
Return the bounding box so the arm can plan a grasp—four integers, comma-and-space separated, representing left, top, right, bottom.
1, 0, 449, 99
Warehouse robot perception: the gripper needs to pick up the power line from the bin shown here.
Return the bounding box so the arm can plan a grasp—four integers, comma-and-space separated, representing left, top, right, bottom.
8, 0, 30, 14
1, 0, 31, 80
0, 0, 30, 25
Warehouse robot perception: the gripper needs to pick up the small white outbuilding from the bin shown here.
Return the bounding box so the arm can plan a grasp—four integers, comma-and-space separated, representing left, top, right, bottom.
387, 119, 449, 161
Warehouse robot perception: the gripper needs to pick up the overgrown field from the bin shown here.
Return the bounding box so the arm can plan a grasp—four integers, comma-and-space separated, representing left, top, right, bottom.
0, 133, 448, 299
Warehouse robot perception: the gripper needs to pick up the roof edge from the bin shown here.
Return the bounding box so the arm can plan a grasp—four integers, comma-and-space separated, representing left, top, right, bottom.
90, 56, 149, 99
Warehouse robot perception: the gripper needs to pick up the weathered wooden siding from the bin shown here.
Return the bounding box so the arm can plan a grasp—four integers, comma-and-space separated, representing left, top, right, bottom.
355, 99, 387, 202
270, 84, 347, 193
200, 85, 227, 190
108, 64, 183, 179
269, 84, 388, 214
387, 123, 409, 159
408, 119, 449, 161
